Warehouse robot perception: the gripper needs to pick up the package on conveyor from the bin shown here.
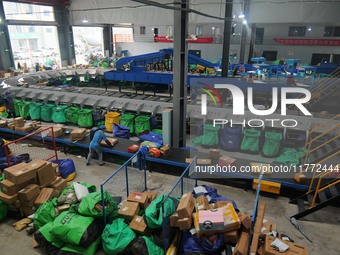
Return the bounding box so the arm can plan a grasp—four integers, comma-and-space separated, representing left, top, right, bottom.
209, 148, 220, 159
70, 128, 86, 141
185, 158, 212, 165
128, 144, 140, 153
13, 117, 25, 128
218, 155, 236, 166
100, 137, 118, 147
0, 120, 7, 128
47, 127, 63, 138
160, 145, 170, 156
118, 201, 140, 222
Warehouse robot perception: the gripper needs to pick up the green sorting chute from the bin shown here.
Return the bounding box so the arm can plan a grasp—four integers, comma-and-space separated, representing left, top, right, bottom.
145, 194, 176, 229
29, 102, 43, 120
120, 114, 135, 134
34, 198, 58, 230
240, 129, 261, 153
275, 147, 306, 165
0, 201, 8, 222
262, 131, 283, 157
77, 190, 118, 220
65, 107, 81, 124
41, 104, 56, 122
58, 236, 102, 255
50, 211, 104, 248
18, 101, 32, 118
102, 218, 136, 255
52, 105, 68, 123
141, 236, 164, 255
134, 115, 151, 135
78, 109, 93, 127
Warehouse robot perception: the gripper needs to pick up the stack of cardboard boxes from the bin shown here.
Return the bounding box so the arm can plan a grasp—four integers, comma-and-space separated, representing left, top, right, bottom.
117, 191, 157, 236
13, 117, 33, 133
0, 159, 67, 217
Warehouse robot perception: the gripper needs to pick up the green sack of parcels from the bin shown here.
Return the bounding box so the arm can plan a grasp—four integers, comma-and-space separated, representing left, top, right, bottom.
141, 236, 164, 255
60, 182, 96, 196
134, 115, 151, 135
77, 191, 118, 220
57, 236, 101, 255
18, 101, 32, 118
52, 105, 68, 123
240, 129, 261, 153
78, 109, 93, 127
0, 201, 8, 222
34, 222, 64, 255
120, 114, 135, 134
65, 107, 81, 125
14, 99, 21, 116
262, 131, 282, 157
34, 198, 58, 230
41, 104, 56, 122
102, 218, 136, 255
201, 124, 220, 146
0, 111, 8, 118
145, 194, 177, 229
29, 102, 43, 120
50, 211, 104, 248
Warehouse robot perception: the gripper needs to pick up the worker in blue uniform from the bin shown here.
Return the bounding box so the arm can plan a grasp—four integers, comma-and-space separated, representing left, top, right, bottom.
3, 91, 15, 118
86, 125, 112, 166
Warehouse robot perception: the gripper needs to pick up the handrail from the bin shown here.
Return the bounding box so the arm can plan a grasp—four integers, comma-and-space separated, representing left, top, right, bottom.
308, 134, 340, 154
310, 171, 331, 208
308, 114, 340, 136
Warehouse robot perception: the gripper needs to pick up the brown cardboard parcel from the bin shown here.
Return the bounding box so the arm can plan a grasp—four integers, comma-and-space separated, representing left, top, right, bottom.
14, 117, 24, 128
118, 201, 140, 222
15, 125, 33, 133
49, 177, 67, 195
0, 192, 19, 205
127, 191, 148, 209
129, 215, 150, 235
195, 195, 209, 211
177, 192, 195, 218
178, 216, 193, 231
70, 128, 86, 141
36, 162, 56, 186
264, 236, 308, 255
34, 188, 58, 206
223, 230, 239, 243
18, 184, 40, 202
170, 213, 179, 227
233, 231, 250, 255
4, 163, 37, 185
0, 178, 36, 196
48, 127, 63, 138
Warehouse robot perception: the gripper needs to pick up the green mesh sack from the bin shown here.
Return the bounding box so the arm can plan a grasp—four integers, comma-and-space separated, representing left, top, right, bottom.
52, 105, 68, 123
34, 222, 64, 255
77, 191, 118, 220
0, 111, 8, 118
120, 114, 135, 134
34, 198, 58, 230
57, 236, 101, 255
201, 124, 220, 146
29, 102, 43, 120
78, 109, 93, 127
65, 107, 81, 125
240, 129, 261, 153
145, 194, 176, 229
14, 99, 21, 116
262, 131, 282, 157
134, 115, 151, 135
41, 104, 56, 122
102, 218, 136, 255
18, 101, 32, 118
141, 236, 164, 255
275, 147, 306, 166
0, 201, 8, 222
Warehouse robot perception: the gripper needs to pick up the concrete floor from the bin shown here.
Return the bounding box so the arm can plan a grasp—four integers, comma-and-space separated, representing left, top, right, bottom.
0, 153, 339, 255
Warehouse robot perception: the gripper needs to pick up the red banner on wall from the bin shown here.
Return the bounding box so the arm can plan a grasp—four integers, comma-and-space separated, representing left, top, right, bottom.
154, 36, 213, 43
274, 38, 340, 46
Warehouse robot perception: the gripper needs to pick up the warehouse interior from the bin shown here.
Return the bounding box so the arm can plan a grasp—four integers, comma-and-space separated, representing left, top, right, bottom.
0, 1, 339, 255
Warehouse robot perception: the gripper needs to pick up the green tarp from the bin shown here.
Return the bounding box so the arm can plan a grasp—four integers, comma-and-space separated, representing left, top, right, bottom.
120, 114, 135, 134
65, 107, 81, 125
240, 129, 261, 153
134, 115, 151, 135
78, 109, 93, 127
29, 102, 43, 120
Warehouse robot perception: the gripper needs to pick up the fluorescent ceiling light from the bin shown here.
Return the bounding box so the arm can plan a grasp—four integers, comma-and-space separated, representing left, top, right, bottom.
238, 14, 245, 18
242, 19, 247, 25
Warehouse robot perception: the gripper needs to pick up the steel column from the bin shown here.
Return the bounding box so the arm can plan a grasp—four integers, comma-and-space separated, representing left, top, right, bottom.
221, 0, 233, 77
239, 0, 250, 63
0, 1, 14, 69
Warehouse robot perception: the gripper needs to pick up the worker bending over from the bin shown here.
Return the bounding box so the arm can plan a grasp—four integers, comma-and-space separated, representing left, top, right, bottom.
86, 125, 112, 166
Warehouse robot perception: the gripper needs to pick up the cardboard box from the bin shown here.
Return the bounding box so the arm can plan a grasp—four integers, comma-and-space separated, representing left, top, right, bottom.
223, 230, 239, 243
195, 195, 209, 211
14, 117, 24, 128
250, 202, 266, 254
118, 201, 140, 222
34, 188, 58, 207
100, 137, 118, 147
48, 127, 63, 138
8, 123, 15, 130
233, 231, 250, 255
208, 203, 216, 210
264, 236, 308, 255
261, 219, 277, 235
178, 216, 193, 230
144, 191, 157, 203
70, 128, 86, 141
215, 201, 232, 208
294, 173, 306, 183
209, 148, 220, 159
0, 120, 7, 128
49, 177, 67, 195
220, 203, 241, 232
21, 205, 36, 216
199, 209, 225, 231
253, 179, 281, 195
0, 178, 36, 196
4, 163, 37, 185
160, 145, 170, 156
20, 196, 37, 207
52, 163, 59, 175
177, 192, 195, 218
185, 158, 212, 164
18, 184, 40, 202
15, 125, 33, 133
127, 191, 148, 209
170, 213, 179, 227
57, 204, 70, 213
36, 162, 56, 186
238, 211, 251, 230
218, 155, 236, 166
129, 215, 150, 235
0, 192, 19, 205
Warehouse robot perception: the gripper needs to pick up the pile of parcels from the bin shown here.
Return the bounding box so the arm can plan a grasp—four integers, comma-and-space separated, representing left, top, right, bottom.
168, 185, 308, 255
0, 159, 66, 217
2, 117, 41, 132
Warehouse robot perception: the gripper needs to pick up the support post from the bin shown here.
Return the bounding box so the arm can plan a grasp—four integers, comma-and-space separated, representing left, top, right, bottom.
221, 0, 233, 77
239, 0, 250, 63
0, 2, 14, 69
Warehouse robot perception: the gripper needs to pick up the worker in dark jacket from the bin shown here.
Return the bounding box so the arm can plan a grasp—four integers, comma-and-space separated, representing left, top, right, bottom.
86, 125, 112, 166
3, 91, 15, 118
